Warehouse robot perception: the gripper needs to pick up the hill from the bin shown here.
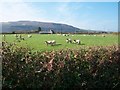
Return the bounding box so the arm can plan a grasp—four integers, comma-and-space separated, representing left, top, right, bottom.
1, 21, 106, 33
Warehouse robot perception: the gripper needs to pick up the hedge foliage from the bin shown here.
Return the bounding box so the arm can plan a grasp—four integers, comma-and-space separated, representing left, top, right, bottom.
1, 42, 120, 89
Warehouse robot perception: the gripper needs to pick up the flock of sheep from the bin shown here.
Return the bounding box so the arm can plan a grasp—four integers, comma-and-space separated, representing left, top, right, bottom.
2, 34, 81, 46
44, 34, 106, 46
2, 34, 32, 42
14, 34, 32, 42
2, 34, 106, 46
45, 34, 81, 46
45, 38, 81, 46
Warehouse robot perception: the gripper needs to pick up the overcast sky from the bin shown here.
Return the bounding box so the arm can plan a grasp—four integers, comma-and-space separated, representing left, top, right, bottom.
0, 1, 118, 32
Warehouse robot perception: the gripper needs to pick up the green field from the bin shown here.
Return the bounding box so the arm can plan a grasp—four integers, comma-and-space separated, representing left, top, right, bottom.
1, 34, 118, 51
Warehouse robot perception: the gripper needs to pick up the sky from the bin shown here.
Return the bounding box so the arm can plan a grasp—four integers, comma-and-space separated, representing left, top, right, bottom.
0, 1, 118, 32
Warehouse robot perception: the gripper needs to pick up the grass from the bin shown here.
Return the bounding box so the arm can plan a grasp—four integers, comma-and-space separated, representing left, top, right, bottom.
1, 34, 118, 51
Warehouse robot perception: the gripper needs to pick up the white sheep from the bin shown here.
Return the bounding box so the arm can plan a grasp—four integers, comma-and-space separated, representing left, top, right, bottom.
2, 35, 5, 37
51, 40, 56, 45
63, 34, 66, 36
18, 35, 25, 40
102, 34, 105, 37
45, 40, 56, 46
15, 35, 24, 40
66, 34, 69, 36
66, 38, 72, 43
45, 41, 51, 46
73, 40, 81, 44
72, 40, 76, 44
28, 34, 32, 38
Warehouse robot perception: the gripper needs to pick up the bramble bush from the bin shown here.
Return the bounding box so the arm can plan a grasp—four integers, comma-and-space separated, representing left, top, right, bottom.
1, 42, 120, 89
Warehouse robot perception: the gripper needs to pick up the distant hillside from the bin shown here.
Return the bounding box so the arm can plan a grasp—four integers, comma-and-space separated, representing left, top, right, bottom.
1, 21, 106, 33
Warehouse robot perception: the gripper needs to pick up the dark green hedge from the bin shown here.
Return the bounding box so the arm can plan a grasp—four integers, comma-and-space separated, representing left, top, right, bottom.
1, 42, 120, 89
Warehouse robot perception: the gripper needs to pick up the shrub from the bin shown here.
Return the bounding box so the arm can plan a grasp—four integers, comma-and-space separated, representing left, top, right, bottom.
1, 42, 120, 89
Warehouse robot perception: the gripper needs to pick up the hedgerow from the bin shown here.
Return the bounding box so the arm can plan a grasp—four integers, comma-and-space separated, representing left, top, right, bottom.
1, 42, 120, 89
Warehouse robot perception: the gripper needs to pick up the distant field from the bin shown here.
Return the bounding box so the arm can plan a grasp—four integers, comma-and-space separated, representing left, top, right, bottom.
1, 34, 118, 51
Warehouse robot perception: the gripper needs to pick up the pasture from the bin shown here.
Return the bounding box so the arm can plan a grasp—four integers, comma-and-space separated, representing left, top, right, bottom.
1, 34, 118, 51
2, 34, 120, 89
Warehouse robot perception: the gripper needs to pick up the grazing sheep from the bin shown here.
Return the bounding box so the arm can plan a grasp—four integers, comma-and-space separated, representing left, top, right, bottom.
72, 40, 76, 44
45, 40, 56, 46
66, 34, 69, 36
51, 40, 56, 45
28, 34, 32, 38
63, 34, 66, 36
15, 34, 24, 41
17, 35, 24, 40
15, 34, 20, 40
102, 34, 105, 37
45, 41, 51, 46
66, 38, 72, 43
73, 40, 81, 44
2, 35, 5, 37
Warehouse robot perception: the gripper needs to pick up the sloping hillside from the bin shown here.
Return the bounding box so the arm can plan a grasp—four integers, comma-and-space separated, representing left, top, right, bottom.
1, 21, 89, 33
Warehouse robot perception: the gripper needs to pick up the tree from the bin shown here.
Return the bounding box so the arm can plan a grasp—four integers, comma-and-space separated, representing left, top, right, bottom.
12, 31, 15, 34
38, 27, 41, 31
